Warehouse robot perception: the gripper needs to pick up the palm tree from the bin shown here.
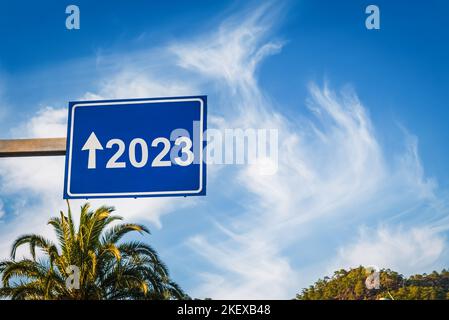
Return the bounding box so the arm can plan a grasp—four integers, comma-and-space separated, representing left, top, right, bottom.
0, 202, 187, 300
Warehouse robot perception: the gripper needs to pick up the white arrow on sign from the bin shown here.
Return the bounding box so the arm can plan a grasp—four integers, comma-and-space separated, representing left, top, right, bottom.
82, 132, 103, 169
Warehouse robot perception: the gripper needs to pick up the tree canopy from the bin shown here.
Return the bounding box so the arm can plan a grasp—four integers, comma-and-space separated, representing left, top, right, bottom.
0, 202, 187, 300
297, 266, 449, 300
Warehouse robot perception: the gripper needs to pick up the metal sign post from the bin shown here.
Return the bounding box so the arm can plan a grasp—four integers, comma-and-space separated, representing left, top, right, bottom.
0, 138, 66, 157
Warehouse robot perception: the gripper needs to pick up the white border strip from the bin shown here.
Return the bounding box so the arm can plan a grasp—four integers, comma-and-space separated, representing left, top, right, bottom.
67, 98, 204, 197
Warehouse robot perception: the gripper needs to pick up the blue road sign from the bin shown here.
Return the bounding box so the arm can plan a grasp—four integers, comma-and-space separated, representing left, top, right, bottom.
63, 96, 207, 199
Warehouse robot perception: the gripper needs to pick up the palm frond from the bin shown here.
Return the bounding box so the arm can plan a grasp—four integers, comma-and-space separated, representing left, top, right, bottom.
0, 202, 184, 300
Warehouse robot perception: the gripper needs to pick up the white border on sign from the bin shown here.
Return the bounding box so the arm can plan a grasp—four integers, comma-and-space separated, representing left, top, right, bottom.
66, 98, 204, 197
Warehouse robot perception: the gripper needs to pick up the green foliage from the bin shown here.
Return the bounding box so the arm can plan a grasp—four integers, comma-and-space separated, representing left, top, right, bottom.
0, 202, 187, 300
297, 267, 449, 300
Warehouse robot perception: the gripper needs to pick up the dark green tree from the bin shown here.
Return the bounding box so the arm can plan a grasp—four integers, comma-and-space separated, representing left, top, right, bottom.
297, 266, 449, 300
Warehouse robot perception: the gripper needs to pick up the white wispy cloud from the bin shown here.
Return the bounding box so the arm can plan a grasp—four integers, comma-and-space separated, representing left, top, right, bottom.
168, 4, 449, 298
333, 225, 445, 275
83, 71, 196, 101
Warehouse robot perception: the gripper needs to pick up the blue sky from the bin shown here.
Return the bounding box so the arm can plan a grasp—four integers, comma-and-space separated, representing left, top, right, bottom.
0, 0, 448, 298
